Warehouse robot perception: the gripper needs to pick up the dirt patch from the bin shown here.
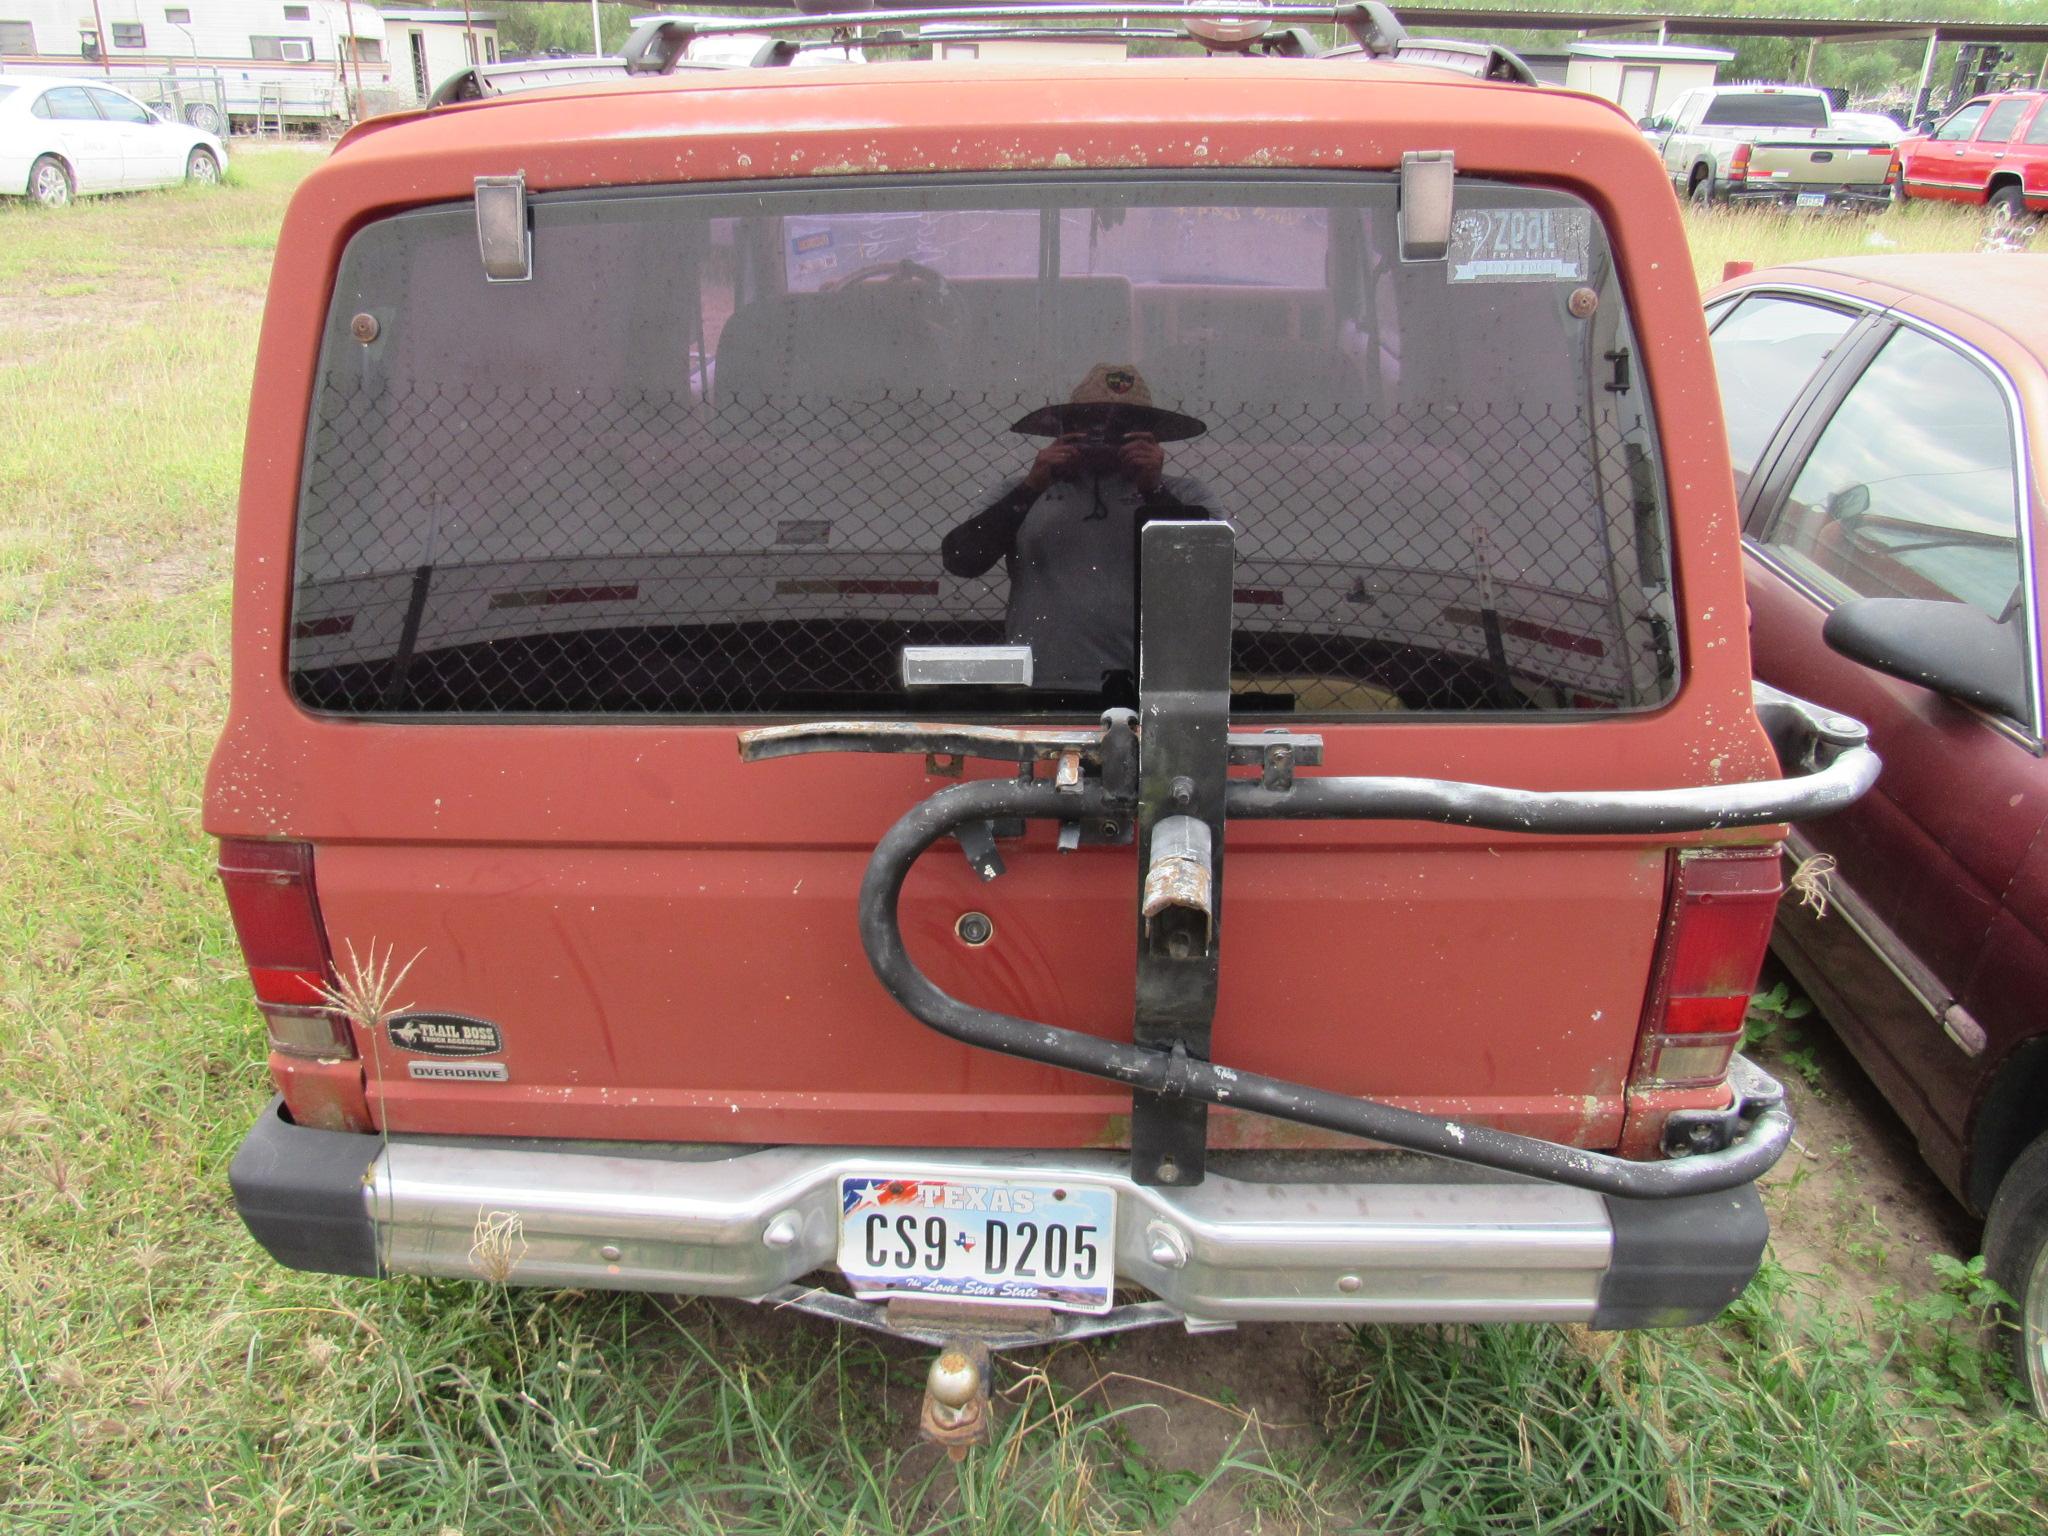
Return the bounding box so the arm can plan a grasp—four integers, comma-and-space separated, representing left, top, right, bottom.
1756, 984, 1981, 1312
0, 287, 182, 343
86, 537, 223, 603
1043, 1322, 1337, 1531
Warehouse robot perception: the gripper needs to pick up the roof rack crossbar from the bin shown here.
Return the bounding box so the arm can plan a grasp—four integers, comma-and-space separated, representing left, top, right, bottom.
436, 5, 1540, 99
623, 3, 1349, 62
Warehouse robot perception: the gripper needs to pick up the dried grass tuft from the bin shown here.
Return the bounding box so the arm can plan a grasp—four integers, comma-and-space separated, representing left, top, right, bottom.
469, 1210, 528, 1285
1790, 853, 1838, 919
311, 938, 421, 1036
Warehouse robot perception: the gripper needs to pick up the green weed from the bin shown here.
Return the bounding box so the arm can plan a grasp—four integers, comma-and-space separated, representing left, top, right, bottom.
1878, 1253, 2023, 1410
1745, 981, 1823, 1089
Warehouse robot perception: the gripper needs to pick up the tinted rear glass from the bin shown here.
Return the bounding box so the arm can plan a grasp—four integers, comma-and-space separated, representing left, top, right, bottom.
1700, 94, 1828, 129
290, 176, 1678, 718
1979, 98, 2030, 143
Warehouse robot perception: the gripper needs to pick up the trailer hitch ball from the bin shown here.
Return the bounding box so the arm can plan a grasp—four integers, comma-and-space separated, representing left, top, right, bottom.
921, 1340, 993, 1458
1142, 815, 1214, 961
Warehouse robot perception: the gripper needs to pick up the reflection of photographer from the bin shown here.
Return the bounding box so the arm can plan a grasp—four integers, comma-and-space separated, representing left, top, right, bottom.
941, 366, 1211, 693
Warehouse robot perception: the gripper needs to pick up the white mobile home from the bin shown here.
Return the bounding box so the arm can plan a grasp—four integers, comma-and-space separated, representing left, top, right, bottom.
383, 7, 497, 105
1564, 42, 1732, 122
0, 1, 497, 127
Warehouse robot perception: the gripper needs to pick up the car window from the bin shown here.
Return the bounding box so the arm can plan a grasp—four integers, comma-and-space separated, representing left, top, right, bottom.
1707, 295, 1858, 495
0, 84, 15, 107
290, 177, 1680, 719
87, 88, 150, 125
1760, 327, 2021, 621
1978, 98, 2031, 143
1933, 102, 1989, 142
41, 86, 101, 121
2027, 104, 2048, 146
1699, 93, 1829, 129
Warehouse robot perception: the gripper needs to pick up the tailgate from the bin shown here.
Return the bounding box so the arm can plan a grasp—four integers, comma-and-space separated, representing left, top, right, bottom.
309, 797, 1669, 1147
1748, 139, 1893, 188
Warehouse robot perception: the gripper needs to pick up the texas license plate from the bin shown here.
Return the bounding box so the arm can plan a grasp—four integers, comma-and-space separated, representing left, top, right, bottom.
837, 1175, 1117, 1312
1795, 192, 1828, 210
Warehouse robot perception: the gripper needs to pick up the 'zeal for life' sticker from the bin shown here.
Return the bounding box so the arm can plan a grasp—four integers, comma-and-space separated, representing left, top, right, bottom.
1447, 207, 1592, 284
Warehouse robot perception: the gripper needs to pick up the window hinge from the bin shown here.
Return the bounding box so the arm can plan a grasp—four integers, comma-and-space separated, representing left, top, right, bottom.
475, 173, 531, 283
1398, 150, 1454, 263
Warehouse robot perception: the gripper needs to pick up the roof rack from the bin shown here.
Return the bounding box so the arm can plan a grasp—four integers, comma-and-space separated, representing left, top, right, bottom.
426, 3, 1535, 106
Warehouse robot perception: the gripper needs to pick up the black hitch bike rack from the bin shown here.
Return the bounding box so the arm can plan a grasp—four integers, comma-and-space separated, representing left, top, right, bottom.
740, 521, 1880, 1198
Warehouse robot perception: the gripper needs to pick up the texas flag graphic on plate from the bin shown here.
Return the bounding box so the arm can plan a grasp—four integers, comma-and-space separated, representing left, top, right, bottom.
836, 1174, 1117, 1312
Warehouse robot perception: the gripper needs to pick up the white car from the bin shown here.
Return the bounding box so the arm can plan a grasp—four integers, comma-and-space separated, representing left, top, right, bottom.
1831, 110, 1907, 146
0, 75, 227, 208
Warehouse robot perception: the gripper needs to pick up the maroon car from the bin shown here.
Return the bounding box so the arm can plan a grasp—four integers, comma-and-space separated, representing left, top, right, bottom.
1706, 254, 2048, 1407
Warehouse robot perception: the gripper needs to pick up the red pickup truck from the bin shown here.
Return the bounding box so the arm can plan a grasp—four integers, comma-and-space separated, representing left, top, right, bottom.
1894, 89, 2048, 227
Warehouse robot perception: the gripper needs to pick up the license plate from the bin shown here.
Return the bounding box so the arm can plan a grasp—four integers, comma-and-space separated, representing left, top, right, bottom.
837, 1175, 1116, 1312
1795, 192, 1828, 210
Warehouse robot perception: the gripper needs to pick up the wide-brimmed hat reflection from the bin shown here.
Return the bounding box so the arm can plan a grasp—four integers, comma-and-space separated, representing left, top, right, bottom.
1010, 364, 1207, 442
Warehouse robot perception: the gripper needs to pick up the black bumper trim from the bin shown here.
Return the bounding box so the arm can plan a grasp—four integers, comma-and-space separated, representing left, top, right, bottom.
228, 1097, 382, 1278
1590, 1183, 1768, 1329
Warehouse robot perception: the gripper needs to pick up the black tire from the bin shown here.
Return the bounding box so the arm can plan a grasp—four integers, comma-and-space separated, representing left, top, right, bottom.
185, 147, 221, 188
183, 102, 224, 136
1988, 183, 2034, 234
1984, 1129, 2048, 1414
1689, 171, 1716, 207
27, 153, 73, 209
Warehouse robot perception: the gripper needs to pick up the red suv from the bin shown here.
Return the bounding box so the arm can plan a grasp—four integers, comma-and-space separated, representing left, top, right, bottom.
1894, 90, 2048, 227
209, 5, 1874, 1438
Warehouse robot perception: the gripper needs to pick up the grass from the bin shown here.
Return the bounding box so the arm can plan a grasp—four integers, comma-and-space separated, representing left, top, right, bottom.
1680, 197, 2004, 289
2, 150, 2045, 1533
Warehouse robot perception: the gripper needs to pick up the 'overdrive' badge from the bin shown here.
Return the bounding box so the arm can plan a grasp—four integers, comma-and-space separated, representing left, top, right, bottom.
408, 1061, 509, 1082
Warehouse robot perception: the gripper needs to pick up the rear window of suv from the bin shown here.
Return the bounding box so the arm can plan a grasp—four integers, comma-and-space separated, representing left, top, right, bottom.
289, 175, 1678, 718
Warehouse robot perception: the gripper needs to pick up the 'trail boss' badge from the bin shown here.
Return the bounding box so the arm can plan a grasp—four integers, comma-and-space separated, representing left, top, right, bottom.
387, 1013, 503, 1058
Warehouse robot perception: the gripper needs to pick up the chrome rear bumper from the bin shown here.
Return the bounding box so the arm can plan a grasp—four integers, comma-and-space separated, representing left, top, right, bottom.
230, 1101, 1769, 1340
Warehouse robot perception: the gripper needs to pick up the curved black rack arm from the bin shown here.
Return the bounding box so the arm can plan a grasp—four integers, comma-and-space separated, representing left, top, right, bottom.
738, 521, 1878, 1196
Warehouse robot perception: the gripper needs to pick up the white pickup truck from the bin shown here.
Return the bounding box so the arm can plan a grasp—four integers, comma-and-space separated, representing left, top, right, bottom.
1643, 84, 1896, 209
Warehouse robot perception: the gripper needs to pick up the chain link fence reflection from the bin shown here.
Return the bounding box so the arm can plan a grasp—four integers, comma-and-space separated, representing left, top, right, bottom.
290, 376, 1675, 716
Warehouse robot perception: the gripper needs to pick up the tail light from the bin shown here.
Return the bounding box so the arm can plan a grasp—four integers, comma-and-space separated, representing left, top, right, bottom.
1633, 848, 1782, 1089
217, 838, 352, 1059
1884, 152, 1902, 188
1728, 143, 1752, 185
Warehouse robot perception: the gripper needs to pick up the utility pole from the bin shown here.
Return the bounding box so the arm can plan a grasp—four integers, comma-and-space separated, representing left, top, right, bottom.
592, 0, 605, 57
341, 0, 367, 121
87, 0, 110, 74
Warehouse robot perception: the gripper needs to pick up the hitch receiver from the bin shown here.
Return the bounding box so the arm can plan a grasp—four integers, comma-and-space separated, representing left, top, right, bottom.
1130, 522, 1234, 1185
